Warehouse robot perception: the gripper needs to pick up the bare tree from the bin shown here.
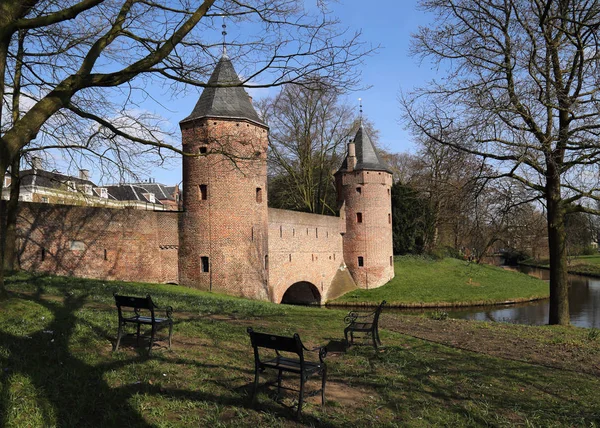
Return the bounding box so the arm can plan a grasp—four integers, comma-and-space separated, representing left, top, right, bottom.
0, 0, 372, 295
258, 83, 355, 214
402, 0, 600, 325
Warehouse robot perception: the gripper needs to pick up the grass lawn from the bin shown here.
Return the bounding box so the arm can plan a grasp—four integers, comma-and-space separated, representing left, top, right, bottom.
523, 254, 600, 277
2, 272, 599, 427
332, 256, 549, 307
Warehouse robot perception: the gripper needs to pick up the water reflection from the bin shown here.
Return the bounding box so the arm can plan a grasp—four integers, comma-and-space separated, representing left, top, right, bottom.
450, 266, 600, 328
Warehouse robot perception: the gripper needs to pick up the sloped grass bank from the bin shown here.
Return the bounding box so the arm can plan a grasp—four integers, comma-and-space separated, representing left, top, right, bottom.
522, 254, 600, 278
332, 256, 549, 307
1, 272, 599, 427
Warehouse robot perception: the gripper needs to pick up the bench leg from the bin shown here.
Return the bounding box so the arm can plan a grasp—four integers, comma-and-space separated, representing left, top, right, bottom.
168, 322, 173, 349
148, 324, 156, 354
252, 367, 260, 405
321, 367, 327, 406
375, 327, 382, 347
297, 375, 305, 418
276, 369, 283, 400
115, 323, 123, 351
344, 327, 349, 346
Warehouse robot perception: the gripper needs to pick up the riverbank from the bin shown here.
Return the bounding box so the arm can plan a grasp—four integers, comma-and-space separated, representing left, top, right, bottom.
1, 272, 599, 426
330, 256, 549, 308
521, 254, 600, 278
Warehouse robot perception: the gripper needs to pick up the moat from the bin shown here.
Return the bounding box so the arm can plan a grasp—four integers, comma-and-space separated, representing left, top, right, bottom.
450, 266, 600, 328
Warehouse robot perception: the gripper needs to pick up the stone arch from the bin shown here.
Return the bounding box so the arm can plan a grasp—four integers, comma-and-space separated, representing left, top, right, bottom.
280, 281, 321, 305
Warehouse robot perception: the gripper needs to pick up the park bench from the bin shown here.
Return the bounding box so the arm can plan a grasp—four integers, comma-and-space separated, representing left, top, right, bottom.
247, 327, 327, 417
114, 294, 173, 354
344, 300, 386, 350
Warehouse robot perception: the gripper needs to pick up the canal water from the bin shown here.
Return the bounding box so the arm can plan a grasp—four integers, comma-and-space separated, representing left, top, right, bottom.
449, 265, 600, 328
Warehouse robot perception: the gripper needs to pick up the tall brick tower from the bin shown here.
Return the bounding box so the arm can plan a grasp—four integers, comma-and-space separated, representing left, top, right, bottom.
335, 125, 394, 289
179, 53, 270, 300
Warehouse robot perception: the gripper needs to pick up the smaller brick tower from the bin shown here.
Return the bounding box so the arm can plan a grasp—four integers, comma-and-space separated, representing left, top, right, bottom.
179, 53, 270, 300
335, 125, 394, 289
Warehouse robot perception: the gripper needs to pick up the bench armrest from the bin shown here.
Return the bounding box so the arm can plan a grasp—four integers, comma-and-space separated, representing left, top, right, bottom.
344, 311, 375, 325
303, 344, 328, 364
153, 303, 173, 318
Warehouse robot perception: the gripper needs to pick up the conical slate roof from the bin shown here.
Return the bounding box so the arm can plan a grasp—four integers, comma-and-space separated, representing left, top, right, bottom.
338, 125, 392, 173
181, 54, 265, 126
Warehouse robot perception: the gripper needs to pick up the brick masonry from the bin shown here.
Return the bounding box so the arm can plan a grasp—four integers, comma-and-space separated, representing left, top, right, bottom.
336, 170, 395, 289
17, 203, 178, 284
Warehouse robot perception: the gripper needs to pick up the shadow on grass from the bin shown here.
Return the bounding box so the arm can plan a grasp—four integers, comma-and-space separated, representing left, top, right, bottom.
0, 285, 336, 427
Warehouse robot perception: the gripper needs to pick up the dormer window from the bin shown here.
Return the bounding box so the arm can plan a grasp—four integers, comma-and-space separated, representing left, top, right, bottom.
143, 193, 156, 203
95, 187, 108, 199
83, 184, 93, 195
66, 181, 76, 192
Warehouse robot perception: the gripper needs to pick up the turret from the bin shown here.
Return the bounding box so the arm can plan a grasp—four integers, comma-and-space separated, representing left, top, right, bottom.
179, 53, 270, 300
335, 125, 394, 289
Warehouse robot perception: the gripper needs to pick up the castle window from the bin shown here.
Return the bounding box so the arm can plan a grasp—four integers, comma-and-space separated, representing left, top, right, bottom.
199, 147, 207, 154
388, 189, 391, 196
316, 228, 318, 238
388, 213, 391, 224
256, 187, 262, 203
280, 225, 282, 237
293, 228, 295, 237
289, 254, 292, 262
104, 249, 108, 261
251, 226, 254, 241
358, 256, 364, 267
201, 256, 209, 273
41, 248, 45, 261
356, 212, 363, 223
265, 255, 269, 270
356, 187, 361, 194
199, 184, 208, 200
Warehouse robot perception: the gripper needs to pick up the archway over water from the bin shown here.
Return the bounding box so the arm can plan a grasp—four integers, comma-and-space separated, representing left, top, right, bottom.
281, 281, 321, 305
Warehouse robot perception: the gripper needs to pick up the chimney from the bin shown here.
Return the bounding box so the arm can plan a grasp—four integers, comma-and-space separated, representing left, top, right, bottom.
32, 157, 42, 170
347, 138, 356, 171
79, 169, 90, 181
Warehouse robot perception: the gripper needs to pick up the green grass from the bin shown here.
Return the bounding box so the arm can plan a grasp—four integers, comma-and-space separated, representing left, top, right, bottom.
333, 256, 549, 307
2, 272, 599, 427
523, 254, 600, 277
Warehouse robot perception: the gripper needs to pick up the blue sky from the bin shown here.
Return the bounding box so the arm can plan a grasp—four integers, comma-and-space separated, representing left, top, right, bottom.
131, 0, 437, 185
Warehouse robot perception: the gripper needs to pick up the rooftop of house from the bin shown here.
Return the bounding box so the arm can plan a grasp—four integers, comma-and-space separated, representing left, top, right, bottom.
20, 168, 95, 190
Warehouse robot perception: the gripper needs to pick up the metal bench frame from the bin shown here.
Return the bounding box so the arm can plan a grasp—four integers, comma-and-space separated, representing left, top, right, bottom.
247, 327, 327, 418
114, 294, 173, 354
344, 300, 386, 350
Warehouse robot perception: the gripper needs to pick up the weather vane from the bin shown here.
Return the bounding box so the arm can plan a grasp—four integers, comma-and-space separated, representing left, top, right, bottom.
358, 97, 363, 125
221, 19, 227, 56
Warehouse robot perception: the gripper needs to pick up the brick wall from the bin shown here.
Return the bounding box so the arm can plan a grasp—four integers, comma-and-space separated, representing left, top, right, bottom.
267, 208, 357, 303
179, 118, 270, 300
338, 170, 395, 289
17, 202, 179, 283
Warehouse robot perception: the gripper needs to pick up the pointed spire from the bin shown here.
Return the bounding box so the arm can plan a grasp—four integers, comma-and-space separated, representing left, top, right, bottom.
337, 124, 391, 174
180, 55, 265, 126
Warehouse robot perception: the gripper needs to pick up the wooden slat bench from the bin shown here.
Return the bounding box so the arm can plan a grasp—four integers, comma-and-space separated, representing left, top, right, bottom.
344, 300, 386, 350
247, 327, 327, 417
114, 294, 173, 354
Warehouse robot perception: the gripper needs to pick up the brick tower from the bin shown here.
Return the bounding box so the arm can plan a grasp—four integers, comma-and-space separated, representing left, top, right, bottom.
335, 125, 394, 289
179, 53, 270, 300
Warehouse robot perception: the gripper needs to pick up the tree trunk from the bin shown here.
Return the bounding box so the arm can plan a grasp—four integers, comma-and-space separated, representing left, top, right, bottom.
3, 155, 20, 271
546, 176, 569, 325
0, 165, 7, 299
